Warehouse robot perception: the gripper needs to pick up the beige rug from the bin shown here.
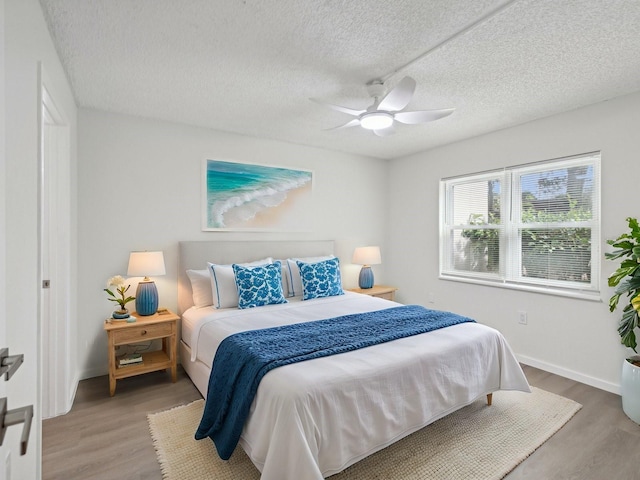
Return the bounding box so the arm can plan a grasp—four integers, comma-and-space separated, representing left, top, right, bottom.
147, 387, 580, 479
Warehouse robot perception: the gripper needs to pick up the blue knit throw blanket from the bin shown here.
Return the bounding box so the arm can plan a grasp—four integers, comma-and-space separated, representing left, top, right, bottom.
195, 304, 474, 459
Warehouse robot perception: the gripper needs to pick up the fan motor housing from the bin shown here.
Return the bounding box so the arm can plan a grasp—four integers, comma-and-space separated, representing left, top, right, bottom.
366, 81, 386, 99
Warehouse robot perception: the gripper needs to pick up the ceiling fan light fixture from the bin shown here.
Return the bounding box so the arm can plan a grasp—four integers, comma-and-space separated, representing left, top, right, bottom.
359, 112, 394, 130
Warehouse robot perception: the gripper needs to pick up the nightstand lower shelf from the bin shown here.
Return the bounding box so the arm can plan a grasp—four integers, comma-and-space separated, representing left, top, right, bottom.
115, 350, 172, 380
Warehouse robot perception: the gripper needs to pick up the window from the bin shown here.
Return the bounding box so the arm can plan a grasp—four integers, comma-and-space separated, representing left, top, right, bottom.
439, 152, 600, 298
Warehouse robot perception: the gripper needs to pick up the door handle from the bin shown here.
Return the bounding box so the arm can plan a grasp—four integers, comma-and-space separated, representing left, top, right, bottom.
0, 398, 33, 455
0, 348, 24, 381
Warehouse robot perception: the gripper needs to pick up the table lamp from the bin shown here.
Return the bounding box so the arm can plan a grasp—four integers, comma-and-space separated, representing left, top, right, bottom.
352, 246, 381, 289
127, 251, 166, 316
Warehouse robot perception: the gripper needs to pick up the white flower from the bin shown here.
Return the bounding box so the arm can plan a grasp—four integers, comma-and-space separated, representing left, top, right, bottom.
107, 275, 126, 288
104, 275, 135, 309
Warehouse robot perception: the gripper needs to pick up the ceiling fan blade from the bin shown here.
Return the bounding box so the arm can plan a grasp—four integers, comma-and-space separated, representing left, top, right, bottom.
325, 119, 360, 131
394, 108, 455, 124
309, 98, 365, 117
377, 76, 416, 111
373, 125, 396, 137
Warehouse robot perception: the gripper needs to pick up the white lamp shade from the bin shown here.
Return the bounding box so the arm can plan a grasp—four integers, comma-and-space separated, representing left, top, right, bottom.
352, 246, 382, 266
127, 251, 166, 277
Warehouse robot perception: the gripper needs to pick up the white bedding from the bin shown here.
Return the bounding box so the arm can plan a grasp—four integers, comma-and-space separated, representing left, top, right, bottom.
185, 292, 530, 480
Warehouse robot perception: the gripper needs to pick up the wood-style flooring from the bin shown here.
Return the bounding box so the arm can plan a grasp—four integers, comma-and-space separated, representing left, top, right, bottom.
42, 365, 640, 480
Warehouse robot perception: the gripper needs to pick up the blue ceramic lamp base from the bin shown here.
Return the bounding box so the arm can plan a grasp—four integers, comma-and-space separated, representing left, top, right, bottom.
135, 280, 159, 316
358, 266, 374, 289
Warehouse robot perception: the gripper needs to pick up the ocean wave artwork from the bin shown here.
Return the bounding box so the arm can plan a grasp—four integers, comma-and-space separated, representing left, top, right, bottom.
203, 160, 313, 230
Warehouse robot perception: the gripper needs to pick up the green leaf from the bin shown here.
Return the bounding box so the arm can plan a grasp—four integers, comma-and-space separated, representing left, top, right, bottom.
104, 288, 115, 297
618, 309, 639, 352
621, 330, 637, 353
609, 293, 621, 312
620, 258, 640, 268
608, 266, 638, 287
604, 250, 628, 261
614, 276, 640, 295
609, 239, 633, 250
632, 294, 640, 313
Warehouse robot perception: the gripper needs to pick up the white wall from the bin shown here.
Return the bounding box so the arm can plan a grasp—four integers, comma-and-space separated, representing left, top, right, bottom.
388, 90, 640, 394
5, 0, 78, 477
77, 109, 390, 378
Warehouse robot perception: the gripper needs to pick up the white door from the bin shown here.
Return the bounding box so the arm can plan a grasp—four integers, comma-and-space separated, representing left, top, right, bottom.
1, 1, 16, 476
1, 0, 8, 475
40, 68, 72, 420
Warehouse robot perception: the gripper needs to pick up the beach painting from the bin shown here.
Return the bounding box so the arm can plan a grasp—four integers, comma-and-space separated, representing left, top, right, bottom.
202, 159, 313, 231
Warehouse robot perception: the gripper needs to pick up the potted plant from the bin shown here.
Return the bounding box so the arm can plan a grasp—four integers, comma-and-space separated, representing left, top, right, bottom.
105, 275, 135, 319
606, 217, 640, 423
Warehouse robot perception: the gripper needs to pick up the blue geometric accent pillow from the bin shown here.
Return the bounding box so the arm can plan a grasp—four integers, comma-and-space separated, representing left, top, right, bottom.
232, 261, 288, 309
297, 257, 345, 301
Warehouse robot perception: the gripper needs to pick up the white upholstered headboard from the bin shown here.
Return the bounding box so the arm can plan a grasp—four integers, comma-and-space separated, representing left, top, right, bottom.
177, 240, 335, 314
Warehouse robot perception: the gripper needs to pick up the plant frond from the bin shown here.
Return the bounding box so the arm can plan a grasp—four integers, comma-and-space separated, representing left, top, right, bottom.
608, 266, 638, 287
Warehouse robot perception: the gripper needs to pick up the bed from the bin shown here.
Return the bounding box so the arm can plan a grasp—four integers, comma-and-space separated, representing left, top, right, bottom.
178, 240, 530, 480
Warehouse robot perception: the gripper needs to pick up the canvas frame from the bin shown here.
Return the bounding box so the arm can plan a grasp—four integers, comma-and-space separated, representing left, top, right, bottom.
201, 159, 314, 232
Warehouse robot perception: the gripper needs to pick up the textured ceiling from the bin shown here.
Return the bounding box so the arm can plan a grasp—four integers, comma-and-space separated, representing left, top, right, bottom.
39, 0, 640, 159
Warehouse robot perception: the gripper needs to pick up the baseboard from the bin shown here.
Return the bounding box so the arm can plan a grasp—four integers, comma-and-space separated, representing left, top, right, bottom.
42, 373, 82, 420
518, 354, 620, 395
65, 373, 80, 414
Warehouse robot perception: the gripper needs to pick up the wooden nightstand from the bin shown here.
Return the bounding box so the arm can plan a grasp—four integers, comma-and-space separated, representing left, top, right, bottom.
104, 310, 179, 396
348, 285, 398, 301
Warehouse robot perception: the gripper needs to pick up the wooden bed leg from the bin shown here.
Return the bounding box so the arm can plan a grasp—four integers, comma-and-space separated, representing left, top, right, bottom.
486, 393, 493, 406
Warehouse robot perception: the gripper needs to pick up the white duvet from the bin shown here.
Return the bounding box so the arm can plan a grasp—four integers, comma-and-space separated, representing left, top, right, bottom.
184, 292, 530, 480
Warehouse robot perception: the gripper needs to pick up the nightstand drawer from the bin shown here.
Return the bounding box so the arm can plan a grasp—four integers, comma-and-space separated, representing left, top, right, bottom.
376, 291, 395, 300
347, 285, 397, 301
112, 322, 173, 344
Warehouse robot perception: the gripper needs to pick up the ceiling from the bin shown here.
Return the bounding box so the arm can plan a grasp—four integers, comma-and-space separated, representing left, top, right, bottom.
39, 0, 640, 160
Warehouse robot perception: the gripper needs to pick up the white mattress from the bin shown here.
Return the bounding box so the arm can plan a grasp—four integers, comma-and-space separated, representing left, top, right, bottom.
183, 292, 530, 480
182, 291, 388, 366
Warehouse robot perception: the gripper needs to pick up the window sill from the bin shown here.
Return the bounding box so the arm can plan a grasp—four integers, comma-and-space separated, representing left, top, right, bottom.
439, 274, 602, 302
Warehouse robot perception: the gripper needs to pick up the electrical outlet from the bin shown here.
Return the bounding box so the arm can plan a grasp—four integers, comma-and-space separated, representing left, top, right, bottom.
518, 311, 528, 325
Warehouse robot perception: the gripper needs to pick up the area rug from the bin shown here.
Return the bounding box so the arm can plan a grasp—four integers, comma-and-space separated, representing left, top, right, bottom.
147, 387, 581, 480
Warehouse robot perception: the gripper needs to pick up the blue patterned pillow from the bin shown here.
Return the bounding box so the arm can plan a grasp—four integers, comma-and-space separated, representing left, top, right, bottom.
233, 261, 288, 309
297, 257, 344, 301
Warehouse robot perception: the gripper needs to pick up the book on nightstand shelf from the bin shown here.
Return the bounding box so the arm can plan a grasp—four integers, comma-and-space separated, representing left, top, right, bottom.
118, 353, 143, 367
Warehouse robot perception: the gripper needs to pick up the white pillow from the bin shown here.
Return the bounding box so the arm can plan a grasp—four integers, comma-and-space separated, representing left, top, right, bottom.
208, 258, 272, 309
274, 259, 290, 301
186, 269, 213, 308
286, 255, 335, 297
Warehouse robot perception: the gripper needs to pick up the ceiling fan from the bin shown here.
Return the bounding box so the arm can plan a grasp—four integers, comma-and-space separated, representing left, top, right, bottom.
313, 76, 454, 137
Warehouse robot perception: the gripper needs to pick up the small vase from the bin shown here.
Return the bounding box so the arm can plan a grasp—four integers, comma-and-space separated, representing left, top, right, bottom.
112, 309, 130, 319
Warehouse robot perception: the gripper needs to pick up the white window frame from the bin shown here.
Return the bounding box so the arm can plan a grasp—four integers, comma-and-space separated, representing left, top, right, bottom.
439, 152, 601, 300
